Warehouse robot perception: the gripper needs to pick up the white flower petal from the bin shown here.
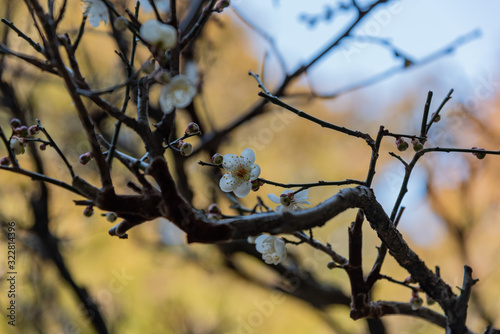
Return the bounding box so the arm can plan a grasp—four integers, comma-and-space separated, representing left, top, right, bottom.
140, 20, 177, 49
275, 206, 284, 214
294, 190, 309, 200
222, 153, 238, 171
219, 174, 237, 192
267, 193, 280, 204
255, 235, 270, 253
87, 0, 108, 27
157, 24, 177, 49
169, 75, 195, 107
281, 189, 294, 195
241, 148, 255, 164
140, 20, 160, 43
233, 181, 252, 198
274, 238, 287, 257
249, 164, 261, 179
159, 84, 174, 113
139, 0, 170, 13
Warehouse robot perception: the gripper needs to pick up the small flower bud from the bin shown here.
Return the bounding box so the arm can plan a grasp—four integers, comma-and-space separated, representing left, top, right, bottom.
251, 179, 262, 192
14, 126, 29, 138
395, 137, 409, 152
247, 235, 258, 244
10, 137, 25, 155
212, 153, 223, 165
142, 60, 156, 74
9, 118, 21, 129
410, 294, 423, 311
430, 112, 441, 123
154, 70, 171, 84
177, 141, 193, 156
83, 205, 94, 217
0, 156, 11, 166
214, 0, 230, 12
208, 203, 221, 214
39, 143, 47, 151
411, 138, 424, 152
106, 212, 118, 222
114, 16, 128, 31
426, 294, 436, 306
327, 261, 337, 269
471, 147, 486, 159
185, 122, 200, 135
404, 276, 416, 284
79, 152, 94, 165
207, 203, 222, 220
28, 125, 40, 136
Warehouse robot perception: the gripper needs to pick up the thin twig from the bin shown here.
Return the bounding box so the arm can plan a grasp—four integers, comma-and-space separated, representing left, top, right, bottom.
258, 178, 366, 190
258, 90, 375, 146
0, 124, 19, 168
293, 231, 347, 266
0, 165, 81, 195
426, 89, 454, 134
1, 18, 44, 54
37, 120, 75, 178
420, 91, 433, 138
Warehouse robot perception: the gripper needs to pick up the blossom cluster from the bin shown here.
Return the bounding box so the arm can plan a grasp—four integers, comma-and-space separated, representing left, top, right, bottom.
83, 1, 197, 115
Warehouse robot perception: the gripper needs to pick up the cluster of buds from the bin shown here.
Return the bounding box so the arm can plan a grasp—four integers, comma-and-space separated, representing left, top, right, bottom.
7, 119, 42, 156
207, 203, 222, 220
395, 137, 425, 152
471, 147, 486, 160
1, 118, 46, 163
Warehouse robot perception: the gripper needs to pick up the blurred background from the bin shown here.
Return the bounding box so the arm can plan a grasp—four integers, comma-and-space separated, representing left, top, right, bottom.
0, 0, 499, 333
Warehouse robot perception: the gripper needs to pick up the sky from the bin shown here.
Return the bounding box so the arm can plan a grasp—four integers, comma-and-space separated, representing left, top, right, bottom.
231, 0, 500, 107
229, 0, 500, 246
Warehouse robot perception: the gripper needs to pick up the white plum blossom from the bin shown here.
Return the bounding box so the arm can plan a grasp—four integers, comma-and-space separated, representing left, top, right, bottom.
138, 0, 170, 13
140, 20, 177, 49
10, 137, 25, 155
267, 189, 311, 214
159, 75, 196, 113
255, 235, 287, 265
84, 0, 109, 28
219, 148, 260, 198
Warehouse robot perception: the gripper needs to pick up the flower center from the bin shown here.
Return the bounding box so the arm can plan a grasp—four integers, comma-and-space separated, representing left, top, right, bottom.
235, 165, 250, 181
280, 193, 294, 207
